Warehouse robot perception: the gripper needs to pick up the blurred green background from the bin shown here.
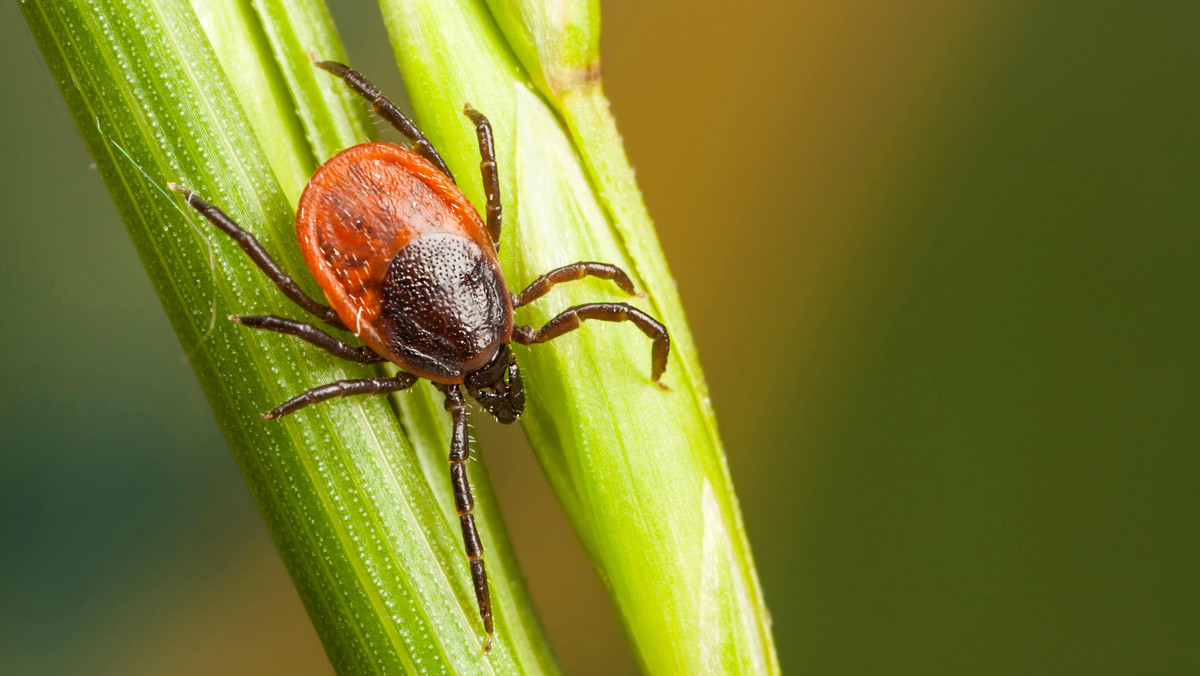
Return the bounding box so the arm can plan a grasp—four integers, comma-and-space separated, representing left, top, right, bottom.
3, 1, 1197, 674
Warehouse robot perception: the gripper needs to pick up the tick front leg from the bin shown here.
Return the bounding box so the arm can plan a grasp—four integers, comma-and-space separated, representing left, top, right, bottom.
262, 373, 417, 420
513, 302, 671, 386
440, 385, 495, 653
314, 60, 455, 181
168, 184, 346, 330
230, 315, 383, 364
513, 262, 638, 308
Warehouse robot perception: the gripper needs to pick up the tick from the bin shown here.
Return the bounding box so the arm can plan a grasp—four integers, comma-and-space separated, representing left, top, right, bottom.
169, 61, 669, 653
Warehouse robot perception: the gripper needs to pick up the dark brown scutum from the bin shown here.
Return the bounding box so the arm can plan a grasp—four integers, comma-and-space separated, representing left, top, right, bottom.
380, 233, 510, 381
441, 384, 494, 652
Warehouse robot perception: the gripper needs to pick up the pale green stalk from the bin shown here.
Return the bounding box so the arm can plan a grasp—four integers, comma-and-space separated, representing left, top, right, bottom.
191, 0, 315, 200
21, 0, 558, 672
379, 1, 779, 673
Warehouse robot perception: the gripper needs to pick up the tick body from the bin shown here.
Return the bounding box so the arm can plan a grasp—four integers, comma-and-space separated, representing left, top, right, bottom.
171, 60, 670, 654
298, 141, 513, 383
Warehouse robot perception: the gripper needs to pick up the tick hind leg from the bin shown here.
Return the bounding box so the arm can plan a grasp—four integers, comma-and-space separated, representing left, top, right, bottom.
513, 262, 638, 308
169, 184, 346, 330
261, 372, 417, 420
439, 385, 495, 653
513, 302, 671, 386
316, 60, 455, 181
230, 315, 383, 363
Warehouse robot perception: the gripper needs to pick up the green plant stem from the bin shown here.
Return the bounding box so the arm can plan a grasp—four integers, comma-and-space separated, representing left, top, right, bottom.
379, 0, 779, 673
22, 0, 558, 672
192, 0, 315, 201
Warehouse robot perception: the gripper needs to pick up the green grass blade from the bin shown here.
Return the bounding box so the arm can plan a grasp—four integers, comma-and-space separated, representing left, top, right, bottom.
248, 0, 373, 162
21, 0, 558, 671
379, 0, 779, 673
192, 0, 315, 201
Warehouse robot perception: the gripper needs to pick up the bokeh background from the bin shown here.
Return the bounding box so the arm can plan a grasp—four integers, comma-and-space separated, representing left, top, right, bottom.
3, 1, 1197, 674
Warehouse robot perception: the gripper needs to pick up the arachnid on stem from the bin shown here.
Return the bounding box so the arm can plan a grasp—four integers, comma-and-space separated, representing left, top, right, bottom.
172, 61, 670, 653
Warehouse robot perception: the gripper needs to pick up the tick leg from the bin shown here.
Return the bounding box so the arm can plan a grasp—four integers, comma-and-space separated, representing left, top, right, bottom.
440, 385, 495, 653
230, 315, 384, 364
315, 60, 454, 181
513, 302, 671, 386
513, 262, 637, 308
463, 106, 502, 246
168, 184, 346, 331
262, 373, 417, 420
